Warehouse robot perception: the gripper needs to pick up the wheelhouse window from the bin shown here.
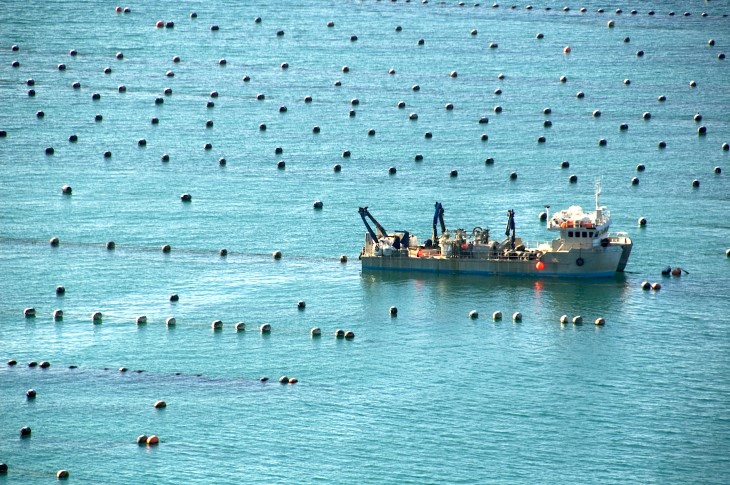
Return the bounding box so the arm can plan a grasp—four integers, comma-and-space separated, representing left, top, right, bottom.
568, 231, 573, 237
582, 231, 588, 238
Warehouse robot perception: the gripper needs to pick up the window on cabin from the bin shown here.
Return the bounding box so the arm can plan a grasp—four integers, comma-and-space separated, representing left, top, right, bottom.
582, 231, 588, 238
589, 232, 593, 237
568, 231, 573, 237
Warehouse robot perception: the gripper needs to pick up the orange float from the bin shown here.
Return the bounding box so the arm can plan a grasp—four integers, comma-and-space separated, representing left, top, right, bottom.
536, 261, 545, 271
563, 46, 572, 54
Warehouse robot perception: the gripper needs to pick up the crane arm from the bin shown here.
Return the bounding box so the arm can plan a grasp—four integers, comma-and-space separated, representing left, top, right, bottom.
358, 207, 387, 242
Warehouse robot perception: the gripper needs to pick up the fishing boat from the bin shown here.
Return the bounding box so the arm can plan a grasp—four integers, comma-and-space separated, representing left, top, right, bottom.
358, 183, 632, 277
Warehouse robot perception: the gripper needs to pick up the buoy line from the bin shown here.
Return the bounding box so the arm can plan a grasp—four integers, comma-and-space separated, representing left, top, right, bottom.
0, 237, 349, 263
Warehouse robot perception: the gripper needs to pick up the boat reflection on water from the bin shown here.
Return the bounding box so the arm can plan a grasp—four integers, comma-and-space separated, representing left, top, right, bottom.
360, 268, 631, 323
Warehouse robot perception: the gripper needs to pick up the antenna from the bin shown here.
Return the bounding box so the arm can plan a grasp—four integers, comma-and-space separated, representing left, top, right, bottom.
594, 179, 602, 210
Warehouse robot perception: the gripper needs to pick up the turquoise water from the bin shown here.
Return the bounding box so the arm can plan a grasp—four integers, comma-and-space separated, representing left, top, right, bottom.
1, 1, 729, 483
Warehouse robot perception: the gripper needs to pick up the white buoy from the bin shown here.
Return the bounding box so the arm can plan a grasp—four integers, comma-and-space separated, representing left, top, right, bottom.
235, 322, 245, 332
136, 315, 147, 324
260, 323, 271, 333
92, 311, 103, 323
560, 315, 568, 324
165, 317, 176, 326
344, 330, 355, 339
211, 320, 223, 330
24, 307, 36, 317
572, 315, 583, 324
389, 306, 398, 316
512, 312, 522, 322
468, 310, 479, 319
594, 317, 606, 326
493, 311, 503, 321
53, 309, 63, 320
310, 327, 321, 336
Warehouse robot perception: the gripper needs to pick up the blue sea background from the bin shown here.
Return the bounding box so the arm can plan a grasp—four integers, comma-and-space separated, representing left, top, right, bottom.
1, 1, 729, 483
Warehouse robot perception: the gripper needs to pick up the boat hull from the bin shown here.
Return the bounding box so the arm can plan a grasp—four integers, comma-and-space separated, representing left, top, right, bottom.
361, 246, 626, 278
